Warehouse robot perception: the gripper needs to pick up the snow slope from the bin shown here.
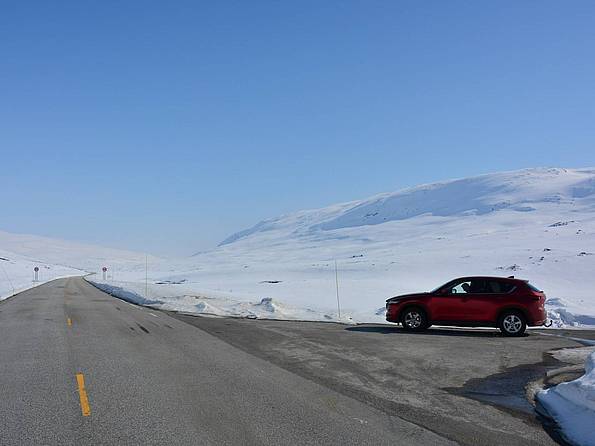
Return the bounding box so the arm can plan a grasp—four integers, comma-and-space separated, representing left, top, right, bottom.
0, 230, 158, 300
0, 247, 82, 299
0, 230, 157, 273
3, 167, 595, 325
91, 167, 595, 326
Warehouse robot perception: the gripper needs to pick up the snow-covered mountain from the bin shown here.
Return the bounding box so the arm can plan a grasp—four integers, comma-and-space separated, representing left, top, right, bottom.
221, 167, 595, 244
4, 167, 595, 327
179, 167, 595, 325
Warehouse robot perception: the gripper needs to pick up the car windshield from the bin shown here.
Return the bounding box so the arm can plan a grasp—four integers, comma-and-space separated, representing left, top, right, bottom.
430, 281, 451, 293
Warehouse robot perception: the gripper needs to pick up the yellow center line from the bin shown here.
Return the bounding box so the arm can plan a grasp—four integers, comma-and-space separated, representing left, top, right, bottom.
76, 373, 91, 416
67, 318, 72, 327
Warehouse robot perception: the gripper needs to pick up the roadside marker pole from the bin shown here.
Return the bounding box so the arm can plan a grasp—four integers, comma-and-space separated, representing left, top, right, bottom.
145, 255, 148, 299
335, 259, 341, 319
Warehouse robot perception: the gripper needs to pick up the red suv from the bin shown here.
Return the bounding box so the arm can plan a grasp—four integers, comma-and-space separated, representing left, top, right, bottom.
385, 276, 547, 336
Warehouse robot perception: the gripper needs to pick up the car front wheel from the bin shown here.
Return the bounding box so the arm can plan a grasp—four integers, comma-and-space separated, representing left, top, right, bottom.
498, 311, 526, 336
400, 307, 428, 331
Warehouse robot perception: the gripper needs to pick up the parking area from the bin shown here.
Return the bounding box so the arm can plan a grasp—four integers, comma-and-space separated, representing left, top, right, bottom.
169, 314, 590, 446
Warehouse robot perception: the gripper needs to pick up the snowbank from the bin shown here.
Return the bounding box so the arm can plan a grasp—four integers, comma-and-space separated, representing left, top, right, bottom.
538, 352, 595, 445
86, 278, 355, 323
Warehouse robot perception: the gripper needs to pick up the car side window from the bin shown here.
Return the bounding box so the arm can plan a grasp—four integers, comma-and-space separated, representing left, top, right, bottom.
468, 280, 487, 293
449, 280, 472, 294
484, 280, 515, 294
447, 279, 487, 294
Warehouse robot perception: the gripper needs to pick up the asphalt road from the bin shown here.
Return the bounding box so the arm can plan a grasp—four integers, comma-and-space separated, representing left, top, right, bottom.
0, 277, 453, 445
169, 315, 587, 446
0, 278, 589, 445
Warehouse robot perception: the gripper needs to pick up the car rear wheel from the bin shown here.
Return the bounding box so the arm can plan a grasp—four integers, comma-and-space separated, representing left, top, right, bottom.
400, 307, 428, 331
498, 311, 526, 336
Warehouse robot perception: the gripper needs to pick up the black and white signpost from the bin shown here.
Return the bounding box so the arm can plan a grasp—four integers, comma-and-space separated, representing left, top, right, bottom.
33, 266, 39, 282
102, 266, 108, 280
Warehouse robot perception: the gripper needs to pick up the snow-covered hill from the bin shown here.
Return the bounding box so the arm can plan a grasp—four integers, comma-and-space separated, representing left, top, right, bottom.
176, 167, 595, 325
0, 247, 81, 299
221, 167, 595, 242
0, 230, 157, 300
4, 167, 595, 327
0, 230, 157, 272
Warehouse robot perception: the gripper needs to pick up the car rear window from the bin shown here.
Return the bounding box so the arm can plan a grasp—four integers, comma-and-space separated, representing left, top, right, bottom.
527, 282, 542, 292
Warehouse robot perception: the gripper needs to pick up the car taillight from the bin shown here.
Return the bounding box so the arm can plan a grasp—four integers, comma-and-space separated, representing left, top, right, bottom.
529, 290, 544, 301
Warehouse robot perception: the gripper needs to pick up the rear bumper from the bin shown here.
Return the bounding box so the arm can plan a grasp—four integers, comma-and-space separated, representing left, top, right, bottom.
527, 307, 548, 327
529, 318, 547, 327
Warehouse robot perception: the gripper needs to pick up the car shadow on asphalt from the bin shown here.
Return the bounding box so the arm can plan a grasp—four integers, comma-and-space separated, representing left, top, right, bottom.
345, 325, 523, 338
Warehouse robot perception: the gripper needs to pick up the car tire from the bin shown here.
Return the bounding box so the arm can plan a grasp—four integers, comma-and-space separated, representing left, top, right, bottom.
400, 307, 428, 331
498, 310, 527, 337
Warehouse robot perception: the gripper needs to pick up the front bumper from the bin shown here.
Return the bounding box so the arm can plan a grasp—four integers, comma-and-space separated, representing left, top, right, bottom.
385, 303, 401, 322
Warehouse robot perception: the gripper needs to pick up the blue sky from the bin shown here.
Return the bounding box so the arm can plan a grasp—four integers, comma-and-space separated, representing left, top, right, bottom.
1, 1, 594, 255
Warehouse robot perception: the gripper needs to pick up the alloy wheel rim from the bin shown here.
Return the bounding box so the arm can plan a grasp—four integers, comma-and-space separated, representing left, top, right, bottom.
503, 315, 522, 333
405, 311, 422, 328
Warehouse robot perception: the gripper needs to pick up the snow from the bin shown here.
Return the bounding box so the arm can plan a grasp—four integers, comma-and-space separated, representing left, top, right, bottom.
0, 247, 83, 300
538, 352, 595, 445
0, 230, 157, 273
551, 346, 595, 364
0, 230, 156, 301
87, 279, 355, 323
2, 167, 595, 327
101, 167, 595, 326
